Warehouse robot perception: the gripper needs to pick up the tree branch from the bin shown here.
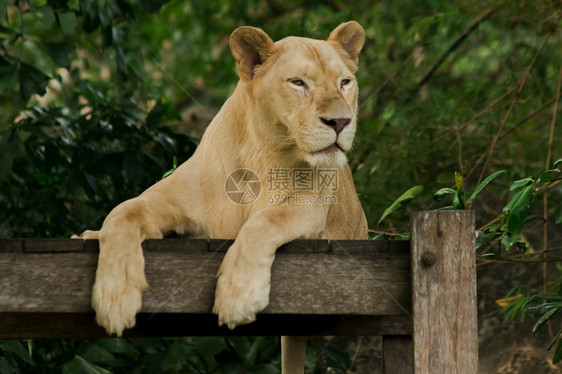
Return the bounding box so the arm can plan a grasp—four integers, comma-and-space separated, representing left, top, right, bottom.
477, 20, 558, 185
412, 7, 497, 95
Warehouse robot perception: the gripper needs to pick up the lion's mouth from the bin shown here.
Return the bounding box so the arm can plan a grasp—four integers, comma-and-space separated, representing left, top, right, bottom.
313, 143, 344, 154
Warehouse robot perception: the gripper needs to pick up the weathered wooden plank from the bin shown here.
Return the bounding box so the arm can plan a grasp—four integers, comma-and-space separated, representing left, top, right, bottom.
0, 238, 411, 339
0, 313, 412, 339
382, 335, 413, 374
0, 239, 24, 252
410, 211, 477, 373
25, 238, 86, 252
144, 238, 209, 252
0, 250, 411, 315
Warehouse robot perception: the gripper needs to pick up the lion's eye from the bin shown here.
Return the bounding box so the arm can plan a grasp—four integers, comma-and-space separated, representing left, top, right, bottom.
289, 78, 306, 87
341, 79, 352, 88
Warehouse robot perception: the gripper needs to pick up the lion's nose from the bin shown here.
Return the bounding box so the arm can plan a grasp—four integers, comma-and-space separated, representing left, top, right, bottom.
320, 117, 351, 135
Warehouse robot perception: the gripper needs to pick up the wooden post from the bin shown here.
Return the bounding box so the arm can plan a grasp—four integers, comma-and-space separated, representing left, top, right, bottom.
410, 211, 477, 373
382, 335, 413, 374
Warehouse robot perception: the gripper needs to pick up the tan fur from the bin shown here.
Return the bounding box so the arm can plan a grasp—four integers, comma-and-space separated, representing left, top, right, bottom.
78, 23, 367, 359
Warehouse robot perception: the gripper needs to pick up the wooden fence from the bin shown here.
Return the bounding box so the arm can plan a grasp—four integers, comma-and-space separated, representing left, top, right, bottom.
0, 210, 477, 373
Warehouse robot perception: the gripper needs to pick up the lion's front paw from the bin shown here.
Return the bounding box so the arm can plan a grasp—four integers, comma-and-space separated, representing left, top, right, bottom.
213, 248, 271, 329
92, 255, 148, 336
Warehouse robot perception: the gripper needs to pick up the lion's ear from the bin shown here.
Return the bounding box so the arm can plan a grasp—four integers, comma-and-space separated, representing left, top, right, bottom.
328, 21, 365, 67
230, 26, 274, 81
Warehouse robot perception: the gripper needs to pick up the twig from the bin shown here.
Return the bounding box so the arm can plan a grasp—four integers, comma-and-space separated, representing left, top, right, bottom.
542, 62, 561, 340
412, 7, 497, 95
348, 336, 364, 371
477, 22, 558, 185
543, 62, 562, 253
429, 85, 517, 146
358, 56, 413, 108
454, 98, 555, 183
455, 125, 464, 175
477, 216, 500, 232
479, 256, 562, 265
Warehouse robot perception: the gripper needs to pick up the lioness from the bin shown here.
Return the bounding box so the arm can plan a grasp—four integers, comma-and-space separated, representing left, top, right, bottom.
78, 21, 367, 371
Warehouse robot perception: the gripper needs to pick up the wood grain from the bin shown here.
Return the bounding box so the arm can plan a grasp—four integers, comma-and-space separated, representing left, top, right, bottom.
410, 211, 478, 374
383, 335, 413, 374
0, 238, 412, 338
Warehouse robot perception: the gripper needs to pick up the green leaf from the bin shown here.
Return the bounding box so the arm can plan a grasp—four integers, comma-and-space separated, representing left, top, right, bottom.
57, 11, 78, 35
62, 355, 112, 374
243, 336, 266, 367
0, 25, 16, 35
553, 339, 562, 364
509, 177, 534, 191
452, 189, 465, 209
0, 2, 8, 22
194, 337, 228, 356
554, 158, 562, 169
501, 233, 515, 251
466, 170, 507, 205
0, 357, 12, 373
433, 187, 456, 200
42, 43, 75, 68
514, 240, 527, 253
503, 189, 524, 216
0, 60, 18, 92
505, 186, 534, 234
537, 168, 561, 184
0, 129, 25, 181
95, 338, 138, 355
371, 233, 388, 240
476, 232, 498, 249
0, 340, 33, 364
146, 99, 165, 128
532, 307, 559, 334
454, 171, 464, 191
229, 336, 250, 362
140, 0, 172, 13
526, 302, 562, 314
80, 343, 119, 365
162, 156, 177, 179
394, 232, 410, 240
547, 330, 562, 351
526, 294, 562, 302
38, 6, 56, 28
378, 185, 424, 226
19, 61, 50, 102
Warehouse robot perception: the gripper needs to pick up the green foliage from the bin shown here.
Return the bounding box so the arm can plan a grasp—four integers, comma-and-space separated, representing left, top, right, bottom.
475, 164, 561, 254
0, 98, 197, 237
433, 170, 507, 210
501, 265, 562, 365
0, 337, 280, 373
0, 336, 353, 373
377, 185, 424, 227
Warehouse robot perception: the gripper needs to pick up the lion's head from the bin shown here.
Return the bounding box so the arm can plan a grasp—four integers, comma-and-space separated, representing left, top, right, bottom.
230, 22, 365, 169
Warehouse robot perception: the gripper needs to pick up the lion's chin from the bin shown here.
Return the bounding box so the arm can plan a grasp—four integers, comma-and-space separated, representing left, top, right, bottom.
304, 149, 348, 169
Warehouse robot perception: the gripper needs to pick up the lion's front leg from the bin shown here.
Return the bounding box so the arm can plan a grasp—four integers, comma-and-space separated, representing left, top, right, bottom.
92, 238, 148, 336
213, 205, 327, 328
90, 199, 159, 336
213, 239, 273, 329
